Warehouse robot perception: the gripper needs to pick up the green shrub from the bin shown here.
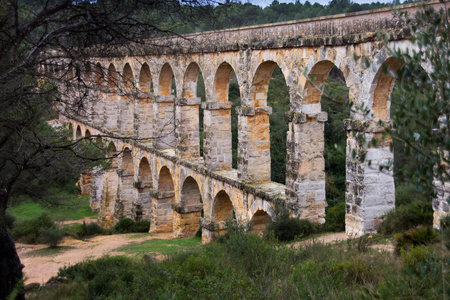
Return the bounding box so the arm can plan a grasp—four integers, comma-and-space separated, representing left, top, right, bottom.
324, 202, 345, 232
114, 218, 150, 233
264, 200, 315, 242
39, 227, 64, 248
440, 215, 450, 250
216, 218, 251, 243
12, 213, 56, 244
394, 225, 438, 254
76, 221, 106, 238
377, 199, 433, 235
5, 212, 15, 230
400, 245, 435, 269
395, 183, 427, 207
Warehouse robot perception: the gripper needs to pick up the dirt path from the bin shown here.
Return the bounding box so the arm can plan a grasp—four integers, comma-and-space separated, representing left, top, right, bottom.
17, 232, 173, 285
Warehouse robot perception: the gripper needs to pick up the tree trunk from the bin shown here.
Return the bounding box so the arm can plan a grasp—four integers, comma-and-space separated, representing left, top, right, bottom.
0, 192, 25, 300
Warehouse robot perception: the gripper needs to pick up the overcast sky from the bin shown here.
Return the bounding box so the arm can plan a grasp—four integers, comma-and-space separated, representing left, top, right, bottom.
247, 0, 394, 7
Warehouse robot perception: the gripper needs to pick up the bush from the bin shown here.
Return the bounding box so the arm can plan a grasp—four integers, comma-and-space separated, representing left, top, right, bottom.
12, 213, 56, 244
114, 218, 150, 233
394, 225, 438, 254
377, 199, 433, 235
400, 245, 436, 269
5, 212, 15, 230
265, 200, 315, 242
439, 215, 450, 250
395, 183, 428, 207
39, 227, 64, 248
76, 221, 106, 239
324, 202, 345, 232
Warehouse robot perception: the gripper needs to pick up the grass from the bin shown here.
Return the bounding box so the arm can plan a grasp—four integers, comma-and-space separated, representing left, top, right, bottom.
27, 246, 75, 257
126, 233, 154, 240
116, 237, 202, 256
8, 194, 97, 222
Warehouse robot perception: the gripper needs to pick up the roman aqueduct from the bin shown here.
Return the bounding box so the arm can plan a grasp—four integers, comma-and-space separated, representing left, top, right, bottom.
46, 1, 448, 242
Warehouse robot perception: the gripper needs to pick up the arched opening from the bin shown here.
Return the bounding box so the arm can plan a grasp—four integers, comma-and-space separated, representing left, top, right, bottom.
371, 58, 426, 208
134, 157, 153, 222
159, 63, 175, 97
294, 60, 350, 225
115, 148, 135, 221
248, 61, 289, 183
85, 129, 91, 137
213, 190, 234, 235
123, 63, 134, 90
122, 148, 134, 174
175, 176, 203, 237
95, 63, 104, 86
372, 57, 402, 121
109, 142, 119, 170
154, 63, 176, 149
320, 66, 351, 230
181, 177, 202, 206
177, 62, 204, 158
76, 125, 82, 139
139, 63, 152, 93
107, 64, 118, 89
209, 62, 240, 169
267, 65, 290, 184
183, 63, 200, 99
151, 166, 175, 233
95, 135, 102, 144
250, 210, 271, 235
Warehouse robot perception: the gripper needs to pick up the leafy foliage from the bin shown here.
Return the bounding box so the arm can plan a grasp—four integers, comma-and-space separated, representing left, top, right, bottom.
113, 218, 150, 234
394, 225, 438, 254
265, 199, 315, 241
12, 213, 56, 244
39, 227, 64, 248
377, 199, 433, 235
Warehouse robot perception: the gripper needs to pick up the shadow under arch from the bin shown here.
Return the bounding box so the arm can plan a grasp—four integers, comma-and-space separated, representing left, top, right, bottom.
150, 166, 175, 233
173, 176, 203, 238
212, 190, 235, 235
133, 157, 152, 223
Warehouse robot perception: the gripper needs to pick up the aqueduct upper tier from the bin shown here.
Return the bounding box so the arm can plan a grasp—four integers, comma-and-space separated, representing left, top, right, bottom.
50, 1, 448, 241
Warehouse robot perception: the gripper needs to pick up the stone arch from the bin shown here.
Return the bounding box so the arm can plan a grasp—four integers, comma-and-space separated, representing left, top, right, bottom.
173, 176, 203, 237
139, 63, 152, 93
114, 147, 135, 221
250, 210, 271, 235
370, 57, 402, 121
133, 157, 152, 221
212, 190, 234, 222
181, 176, 202, 206
108, 142, 119, 170
183, 62, 201, 98
213, 62, 235, 103
122, 147, 134, 174
304, 60, 336, 107
85, 129, 91, 137
138, 157, 152, 189
251, 61, 278, 107
150, 166, 175, 233
76, 125, 82, 139
107, 63, 118, 89
95, 63, 104, 86
158, 63, 175, 96
123, 63, 134, 90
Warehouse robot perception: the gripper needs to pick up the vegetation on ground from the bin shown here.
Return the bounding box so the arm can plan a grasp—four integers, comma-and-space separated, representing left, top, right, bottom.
116, 237, 202, 256
30, 230, 449, 300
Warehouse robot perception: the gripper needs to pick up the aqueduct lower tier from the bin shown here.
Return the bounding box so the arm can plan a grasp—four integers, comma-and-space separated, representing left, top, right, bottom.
53, 1, 448, 241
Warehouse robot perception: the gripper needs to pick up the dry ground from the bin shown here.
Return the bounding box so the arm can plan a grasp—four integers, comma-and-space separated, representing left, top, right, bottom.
17, 231, 173, 285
